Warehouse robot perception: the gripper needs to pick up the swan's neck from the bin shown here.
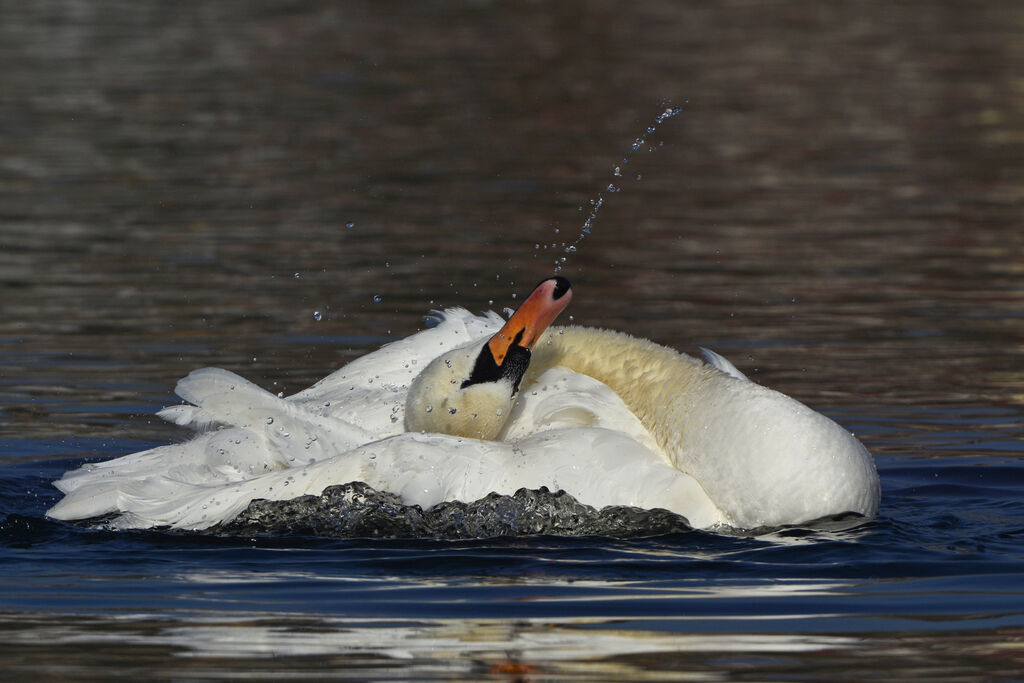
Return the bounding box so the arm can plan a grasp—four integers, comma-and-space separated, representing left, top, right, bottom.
526, 326, 708, 454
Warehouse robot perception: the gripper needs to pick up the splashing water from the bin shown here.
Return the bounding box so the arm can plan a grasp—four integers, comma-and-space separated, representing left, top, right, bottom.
552, 101, 686, 273
214, 483, 693, 539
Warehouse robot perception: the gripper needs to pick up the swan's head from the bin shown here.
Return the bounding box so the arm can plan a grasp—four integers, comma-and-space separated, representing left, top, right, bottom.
405, 276, 572, 440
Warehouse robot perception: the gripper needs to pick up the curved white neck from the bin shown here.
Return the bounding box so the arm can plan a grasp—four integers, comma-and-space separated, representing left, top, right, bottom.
526, 326, 709, 458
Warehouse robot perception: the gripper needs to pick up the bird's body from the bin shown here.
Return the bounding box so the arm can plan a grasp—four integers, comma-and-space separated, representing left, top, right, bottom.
48, 279, 879, 532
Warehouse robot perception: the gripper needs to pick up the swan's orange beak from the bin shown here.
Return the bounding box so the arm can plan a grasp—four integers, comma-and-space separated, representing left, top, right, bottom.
487, 276, 572, 365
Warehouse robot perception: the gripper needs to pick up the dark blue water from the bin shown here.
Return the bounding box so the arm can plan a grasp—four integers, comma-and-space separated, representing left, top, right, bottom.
3, 393, 1023, 678
3, 0, 1024, 678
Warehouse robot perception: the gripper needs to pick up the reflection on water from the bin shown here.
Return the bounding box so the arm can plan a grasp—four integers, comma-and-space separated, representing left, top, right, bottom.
0, 612, 862, 680
1, 0, 1023, 680
2, 612, 1023, 681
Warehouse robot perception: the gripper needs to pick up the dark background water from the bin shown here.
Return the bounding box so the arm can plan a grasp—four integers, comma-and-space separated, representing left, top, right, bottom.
2, 1, 1023, 679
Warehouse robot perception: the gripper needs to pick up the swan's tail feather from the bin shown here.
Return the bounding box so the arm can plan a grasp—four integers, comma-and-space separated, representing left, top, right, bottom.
165, 367, 274, 430
157, 404, 222, 431
161, 367, 374, 451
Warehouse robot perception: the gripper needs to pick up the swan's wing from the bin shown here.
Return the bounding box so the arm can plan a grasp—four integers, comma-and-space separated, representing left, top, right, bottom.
289, 308, 504, 433
51, 428, 722, 531
48, 309, 510, 528
50, 436, 369, 531
48, 429, 273, 523
699, 347, 749, 381
48, 375, 378, 526
360, 429, 720, 528
504, 367, 664, 456
50, 433, 488, 530
46, 407, 375, 525
158, 368, 375, 445
674, 372, 879, 529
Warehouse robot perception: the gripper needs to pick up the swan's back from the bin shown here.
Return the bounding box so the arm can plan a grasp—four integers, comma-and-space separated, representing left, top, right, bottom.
683, 373, 879, 528
532, 327, 880, 529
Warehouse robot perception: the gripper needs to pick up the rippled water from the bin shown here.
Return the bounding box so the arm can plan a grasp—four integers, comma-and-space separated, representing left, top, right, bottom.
2, 1, 1023, 679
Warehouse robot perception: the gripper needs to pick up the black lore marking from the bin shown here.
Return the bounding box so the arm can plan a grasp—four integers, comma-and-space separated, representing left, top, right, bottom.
462, 329, 531, 394
462, 344, 503, 389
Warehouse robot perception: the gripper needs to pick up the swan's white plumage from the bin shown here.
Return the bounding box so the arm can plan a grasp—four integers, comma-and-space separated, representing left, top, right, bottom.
699, 347, 748, 381
47, 308, 879, 532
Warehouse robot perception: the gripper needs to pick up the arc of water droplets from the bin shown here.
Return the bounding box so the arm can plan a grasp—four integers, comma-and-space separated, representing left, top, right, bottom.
551, 102, 686, 273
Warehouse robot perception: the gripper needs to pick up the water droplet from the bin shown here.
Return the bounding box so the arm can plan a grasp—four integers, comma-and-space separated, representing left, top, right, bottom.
373, 294, 382, 303
444, 359, 452, 368
606, 184, 620, 193
565, 245, 577, 253
266, 417, 274, 425
502, 307, 515, 317
425, 405, 433, 413
313, 310, 322, 321
613, 166, 622, 176
495, 408, 503, 417
635, 174, 643, 181
293, 272, 300, 279
345, 221, 355, 229
647, 125, 656, 134
277, 391, 284, 398
384, 261, 390, 269
448, 407, 457, 415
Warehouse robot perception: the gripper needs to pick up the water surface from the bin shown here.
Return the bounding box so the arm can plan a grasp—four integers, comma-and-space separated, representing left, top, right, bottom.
2, 1, 1023, 679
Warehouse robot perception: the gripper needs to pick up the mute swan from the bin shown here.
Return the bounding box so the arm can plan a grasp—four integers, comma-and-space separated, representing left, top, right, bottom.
47, 276, 879, 532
